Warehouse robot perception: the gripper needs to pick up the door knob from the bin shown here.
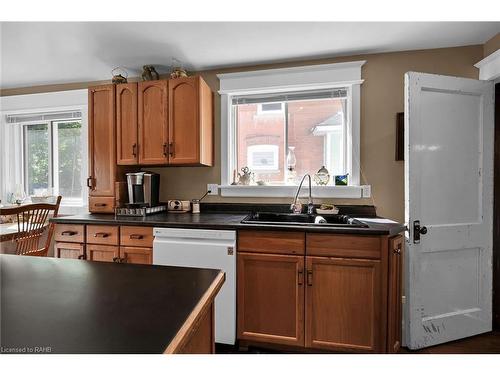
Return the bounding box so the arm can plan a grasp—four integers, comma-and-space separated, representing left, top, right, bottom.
413, 220, 428, 244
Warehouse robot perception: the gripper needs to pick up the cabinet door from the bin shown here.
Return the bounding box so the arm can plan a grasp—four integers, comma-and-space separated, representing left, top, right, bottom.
88, 85, 116, 197
116, 83, 138, 165
168, 77, 200, 165
120, 246, 152, 265
54, 242, 85, 260
387, 235, 403, 353
86, 244, 119, 263
237, 252, 304, 346
138, 80, 168, 165
305, 256, 382, 352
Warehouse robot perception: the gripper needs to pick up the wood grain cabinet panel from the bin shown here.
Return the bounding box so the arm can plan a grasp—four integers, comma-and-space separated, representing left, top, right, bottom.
307, 233, 382, 259
237, 252, 304, 346
120, 226, 153, 247
387, 235, 403, 353
88, 85, 116, 197
138, 80, 169, 165
86, 225, 119, 246
116, 83, 138, 165
305, 256, 382, 352
54, 242, 85, 260
120, 246, 152, 265
169, 76, 213, 166
86, 244, 119, 262
238, 230, 305, 255
54, 224, 85, 243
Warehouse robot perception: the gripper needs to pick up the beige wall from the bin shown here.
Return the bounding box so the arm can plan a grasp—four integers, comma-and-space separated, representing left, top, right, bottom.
1, 45, 484, 222
484, 32, 500, 57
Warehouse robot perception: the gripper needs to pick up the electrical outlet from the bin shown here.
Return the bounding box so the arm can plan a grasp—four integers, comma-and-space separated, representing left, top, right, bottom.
207, 184, 219, 196
361, 185, 371, 198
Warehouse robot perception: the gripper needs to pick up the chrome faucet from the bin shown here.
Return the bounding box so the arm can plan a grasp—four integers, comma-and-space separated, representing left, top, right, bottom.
290, 174, 315, 215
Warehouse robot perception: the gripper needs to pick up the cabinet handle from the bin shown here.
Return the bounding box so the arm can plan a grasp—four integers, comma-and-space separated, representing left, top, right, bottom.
394, 243, 402, 254
307, 270, 313, 286
129, 234, 143, 240
86, 177, 94, 190
298, 270, 303, 285
94, 232, 109, 238
169, 142, 175, 157
94, 203, 107, 207
61, 230, 77, 236
132, 143, 137, 157
77, 254, 85, 260
163, 143, 168, 157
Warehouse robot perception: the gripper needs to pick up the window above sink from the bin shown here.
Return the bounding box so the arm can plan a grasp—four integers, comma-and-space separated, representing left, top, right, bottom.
218, 61, 370, 199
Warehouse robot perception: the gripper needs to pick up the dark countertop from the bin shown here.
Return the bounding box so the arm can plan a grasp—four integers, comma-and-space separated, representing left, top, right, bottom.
51, 208, 405, 236
0, 254, 223, 354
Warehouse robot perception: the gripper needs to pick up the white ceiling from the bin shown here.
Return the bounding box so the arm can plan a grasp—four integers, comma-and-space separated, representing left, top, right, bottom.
1, 22, 499, 89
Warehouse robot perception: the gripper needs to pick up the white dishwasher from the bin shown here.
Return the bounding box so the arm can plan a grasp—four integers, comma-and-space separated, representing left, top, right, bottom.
153, 228, 236, 345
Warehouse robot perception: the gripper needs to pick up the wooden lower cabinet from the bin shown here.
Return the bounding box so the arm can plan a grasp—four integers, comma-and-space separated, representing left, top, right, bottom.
237, 252, 304, 346
387, 235, 404, 353
54, 242, 85, 260
120, 246, 152, 265
236, 230, 403, 354
305, 256, 382, 352
86, 244, 119, 262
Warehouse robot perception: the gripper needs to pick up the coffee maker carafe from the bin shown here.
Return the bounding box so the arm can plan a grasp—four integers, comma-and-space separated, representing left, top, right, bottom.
126, 172, 160, 207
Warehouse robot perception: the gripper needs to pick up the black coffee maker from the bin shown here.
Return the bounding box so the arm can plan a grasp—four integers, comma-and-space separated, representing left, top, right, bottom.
126, 172, 160, 207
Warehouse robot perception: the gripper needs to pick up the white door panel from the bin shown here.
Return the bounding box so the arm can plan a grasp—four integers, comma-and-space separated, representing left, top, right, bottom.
405, 72, 494, 349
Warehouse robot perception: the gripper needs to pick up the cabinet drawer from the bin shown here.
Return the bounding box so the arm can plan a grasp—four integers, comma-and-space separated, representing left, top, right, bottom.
306, 234, 382, 259
120, 226, 153, 247
54, 224, 85, 243
54, 242, 85, 259
86, 225, 119, 245
89, 196, 115, 213
238, 230, 305, 255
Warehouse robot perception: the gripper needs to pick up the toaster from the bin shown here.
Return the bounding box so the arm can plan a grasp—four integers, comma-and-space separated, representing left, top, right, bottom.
167, 200, 191, 212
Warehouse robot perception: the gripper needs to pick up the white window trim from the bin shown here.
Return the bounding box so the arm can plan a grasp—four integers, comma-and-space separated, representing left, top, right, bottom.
218, 61, 369, 198
0, 90, 88, 214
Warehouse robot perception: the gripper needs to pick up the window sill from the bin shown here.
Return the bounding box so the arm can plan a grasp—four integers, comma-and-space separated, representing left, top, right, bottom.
219, 185, 371, 198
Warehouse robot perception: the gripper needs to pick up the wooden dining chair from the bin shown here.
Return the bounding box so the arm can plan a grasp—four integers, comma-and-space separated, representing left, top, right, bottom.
0, 196, 62, 257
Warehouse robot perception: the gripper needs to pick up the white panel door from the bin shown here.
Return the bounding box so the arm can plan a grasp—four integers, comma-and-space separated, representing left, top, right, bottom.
404, 72, 494, 349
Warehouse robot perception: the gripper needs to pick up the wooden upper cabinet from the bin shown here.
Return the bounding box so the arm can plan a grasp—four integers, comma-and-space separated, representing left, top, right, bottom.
387, 235, 403, 353
88, 85, 116, 197
305, 256, 382, 353
237, 252, 304, 347
169, 76, 213, 166
138, 80, 169, 165
116, 83, 138, 165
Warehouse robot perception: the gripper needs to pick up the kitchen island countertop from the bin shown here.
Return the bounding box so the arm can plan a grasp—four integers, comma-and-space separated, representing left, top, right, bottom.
0, 254, 224, 354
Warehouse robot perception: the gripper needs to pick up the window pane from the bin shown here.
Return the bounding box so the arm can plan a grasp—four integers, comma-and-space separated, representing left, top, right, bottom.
288, 98, 346, 178
56, 121, 83, 199
24, 124, 49, 195
236, 104, 285, 184
233, 93, 347, 185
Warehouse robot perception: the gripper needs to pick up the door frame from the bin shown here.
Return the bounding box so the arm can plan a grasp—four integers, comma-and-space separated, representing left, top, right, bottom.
494, 82, 500, 330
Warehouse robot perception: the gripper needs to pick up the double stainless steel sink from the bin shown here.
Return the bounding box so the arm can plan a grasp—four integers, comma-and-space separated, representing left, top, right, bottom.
241, 212, 368, 228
